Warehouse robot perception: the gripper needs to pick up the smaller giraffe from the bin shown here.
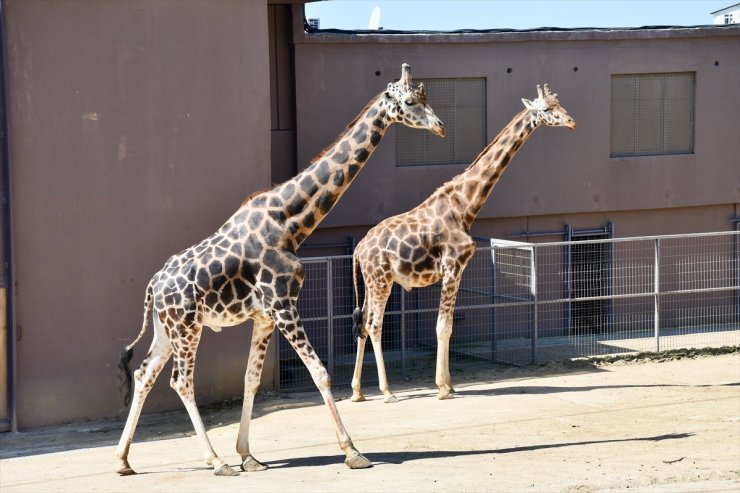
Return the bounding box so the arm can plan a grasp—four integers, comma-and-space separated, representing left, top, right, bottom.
350, 84, 575, 403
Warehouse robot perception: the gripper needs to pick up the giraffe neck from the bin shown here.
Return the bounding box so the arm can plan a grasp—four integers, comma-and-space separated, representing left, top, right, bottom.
267, 94, 389, 249
433, 109, 538, 231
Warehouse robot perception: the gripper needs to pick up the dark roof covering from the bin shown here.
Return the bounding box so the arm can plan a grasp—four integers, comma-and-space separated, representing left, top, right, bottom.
307, 24, 723, 35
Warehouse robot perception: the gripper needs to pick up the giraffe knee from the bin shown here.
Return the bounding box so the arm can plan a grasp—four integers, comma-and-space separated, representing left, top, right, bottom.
245, 371, 261, 395
169, 375, 192, 397
133, 368, 145, 384
368, 325, 383, 344
315, 367, 332, 390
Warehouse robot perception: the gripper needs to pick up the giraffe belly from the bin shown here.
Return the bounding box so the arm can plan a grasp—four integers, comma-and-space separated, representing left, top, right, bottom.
201, 295, 264, 328
395, 270, 441, 291
202, 310, 254, 329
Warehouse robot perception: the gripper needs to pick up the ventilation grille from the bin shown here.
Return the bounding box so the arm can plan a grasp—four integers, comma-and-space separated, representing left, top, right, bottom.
396, 78, 486, 166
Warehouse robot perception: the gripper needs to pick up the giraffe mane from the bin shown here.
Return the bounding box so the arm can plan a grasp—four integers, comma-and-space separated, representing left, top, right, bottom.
309, 93, 383, 164
459, 107, 529, 173
237, 92, 386, 207
240, 188, 272, 206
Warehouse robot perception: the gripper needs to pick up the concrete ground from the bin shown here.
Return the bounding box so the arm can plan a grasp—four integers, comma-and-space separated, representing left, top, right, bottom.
1, 352, 739, 493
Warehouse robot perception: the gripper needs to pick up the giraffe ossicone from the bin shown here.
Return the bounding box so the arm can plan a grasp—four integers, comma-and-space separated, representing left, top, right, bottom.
114, 64, 444, 476
350, 83, 575, 403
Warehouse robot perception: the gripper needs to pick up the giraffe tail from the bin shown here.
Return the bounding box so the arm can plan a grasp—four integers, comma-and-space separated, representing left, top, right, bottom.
118, 279, 154, 408
351, 254, 366, 341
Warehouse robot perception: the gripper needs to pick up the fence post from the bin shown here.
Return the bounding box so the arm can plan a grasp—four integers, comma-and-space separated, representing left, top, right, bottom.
326, 259, 334, 379
564, 225, 573, 337
654, 238, 660, 352
531, 244, 538, 364
490, 246, 497, 358
734, 228, 740, 324
400, 287, 406, 378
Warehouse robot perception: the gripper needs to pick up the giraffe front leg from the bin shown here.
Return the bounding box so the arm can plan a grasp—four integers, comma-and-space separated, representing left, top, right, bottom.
275, 304, 371, 469
435, 274, 462, 400
236, 316, 274, 472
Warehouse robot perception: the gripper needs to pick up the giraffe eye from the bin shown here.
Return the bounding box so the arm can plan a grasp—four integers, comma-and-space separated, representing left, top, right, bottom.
404, 99, 413, 106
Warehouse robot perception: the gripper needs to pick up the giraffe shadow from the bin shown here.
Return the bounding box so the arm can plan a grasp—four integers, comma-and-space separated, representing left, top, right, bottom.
390, 381, 740, 402
266, 432, 694, 469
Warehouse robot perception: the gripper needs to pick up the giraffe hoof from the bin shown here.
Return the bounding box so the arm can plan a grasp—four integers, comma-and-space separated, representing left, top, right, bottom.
438, 391, 454, 400
241, 456, 269, 472
214, 463, 240, 476
345, 451, 372, 469
383, 394, 398, 404
115, 466, 137, 476
351, 393, 366, 402
115, 459, 136, 476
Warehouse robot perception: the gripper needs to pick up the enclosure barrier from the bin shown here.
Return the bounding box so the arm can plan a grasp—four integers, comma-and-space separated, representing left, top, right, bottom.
279, 231, 740, 390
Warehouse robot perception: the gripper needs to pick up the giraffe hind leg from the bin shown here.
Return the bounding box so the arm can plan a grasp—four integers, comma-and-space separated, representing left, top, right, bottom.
352, 281, 396, 403
235, 315, 275, 472
114, 315, 172, 475
350, 334, 368, 402
168, 323, 238, 476
367, 285, 397, 403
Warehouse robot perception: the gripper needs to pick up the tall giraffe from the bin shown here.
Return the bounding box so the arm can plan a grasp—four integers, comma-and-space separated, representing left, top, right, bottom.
350, 84, 575, 403
115, 64, 445, 476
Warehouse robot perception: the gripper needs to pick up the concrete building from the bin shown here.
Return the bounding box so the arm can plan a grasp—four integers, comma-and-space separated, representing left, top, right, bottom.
1, 0, 738, 430
712, 3, 740, 24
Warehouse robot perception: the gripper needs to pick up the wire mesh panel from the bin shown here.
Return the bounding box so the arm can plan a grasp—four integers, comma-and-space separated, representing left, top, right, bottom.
280, 232, 740, 391
328, 256, 361, 389
396, 78, 486, 166
658, 233, 739, 350
489, 241, 535, 365
279, 259, 329, 390
452, 248, 497, 368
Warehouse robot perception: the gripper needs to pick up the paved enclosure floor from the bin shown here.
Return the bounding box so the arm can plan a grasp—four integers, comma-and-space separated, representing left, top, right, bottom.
1, 353, 739, 493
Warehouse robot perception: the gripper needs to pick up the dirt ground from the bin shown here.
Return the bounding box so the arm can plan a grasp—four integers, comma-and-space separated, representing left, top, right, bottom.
1, 352, 739, 493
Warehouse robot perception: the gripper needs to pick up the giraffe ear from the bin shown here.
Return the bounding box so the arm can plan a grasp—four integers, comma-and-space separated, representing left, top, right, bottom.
521, 98, 535, 110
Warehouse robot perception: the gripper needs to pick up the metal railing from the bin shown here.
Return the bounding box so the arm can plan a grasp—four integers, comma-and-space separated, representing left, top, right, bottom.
278, 231, 740, 390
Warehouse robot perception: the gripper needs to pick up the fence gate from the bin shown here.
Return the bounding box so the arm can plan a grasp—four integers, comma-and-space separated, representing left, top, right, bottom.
490, 239, 536, 366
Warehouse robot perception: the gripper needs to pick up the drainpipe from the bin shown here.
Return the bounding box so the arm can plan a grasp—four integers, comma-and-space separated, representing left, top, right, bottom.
0, 0, 16, 432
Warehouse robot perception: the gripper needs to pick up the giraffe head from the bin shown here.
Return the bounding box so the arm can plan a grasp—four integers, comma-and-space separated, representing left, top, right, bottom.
383, 63, 446, 137
521, 84, 576, 130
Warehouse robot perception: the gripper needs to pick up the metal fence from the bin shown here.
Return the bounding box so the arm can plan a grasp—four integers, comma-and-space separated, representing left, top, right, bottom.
279, 231, 740, 391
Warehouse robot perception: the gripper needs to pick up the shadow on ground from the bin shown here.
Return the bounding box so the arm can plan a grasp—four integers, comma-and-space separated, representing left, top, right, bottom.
2, 348, 734, 460
265, 433, 695, 469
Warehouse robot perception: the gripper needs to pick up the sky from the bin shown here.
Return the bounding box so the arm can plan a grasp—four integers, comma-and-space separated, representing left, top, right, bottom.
305, 0, 733, 31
